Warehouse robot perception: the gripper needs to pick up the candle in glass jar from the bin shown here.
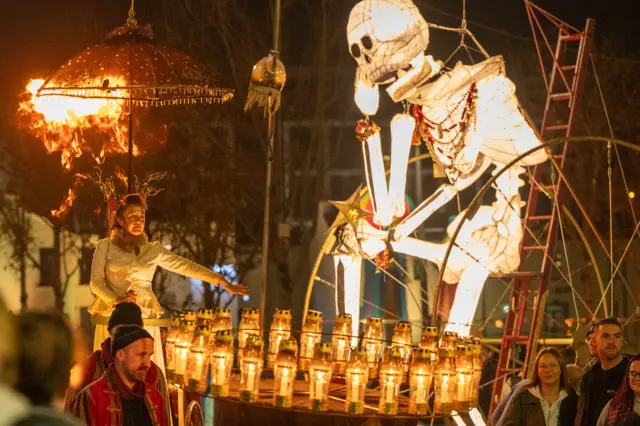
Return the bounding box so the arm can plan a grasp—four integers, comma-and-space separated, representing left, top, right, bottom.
245, 363, 256, 392
279, 367, 290, 397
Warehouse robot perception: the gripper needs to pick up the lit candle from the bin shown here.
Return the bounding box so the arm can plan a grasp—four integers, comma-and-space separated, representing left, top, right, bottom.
314, 371, 325, 400
176, 348, 188, 375
442, 375, 451, 403
351, 373, 360, 401
216, 357, 226, 385
415, 375, 426, 404
193, 353, 204, 381
457, 373, 466, 402
246, 363, 256, 392
280, 367, 290, 397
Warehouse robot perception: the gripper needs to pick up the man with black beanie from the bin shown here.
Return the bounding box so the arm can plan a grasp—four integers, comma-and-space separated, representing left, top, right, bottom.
73, 325, 166, 426
65, 303, 170, 425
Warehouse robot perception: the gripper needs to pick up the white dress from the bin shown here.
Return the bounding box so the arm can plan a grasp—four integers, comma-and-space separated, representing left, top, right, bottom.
88, 233, 225, 373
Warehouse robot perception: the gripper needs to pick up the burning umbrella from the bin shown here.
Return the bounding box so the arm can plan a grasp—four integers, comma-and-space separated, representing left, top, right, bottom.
19, 2, 233, 192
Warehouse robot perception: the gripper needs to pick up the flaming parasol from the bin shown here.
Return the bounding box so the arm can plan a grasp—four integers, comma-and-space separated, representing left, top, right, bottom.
20, 1, 233, 193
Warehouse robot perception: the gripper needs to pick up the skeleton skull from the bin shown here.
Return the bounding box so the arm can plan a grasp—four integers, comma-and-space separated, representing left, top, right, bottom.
347, 0, 429, 84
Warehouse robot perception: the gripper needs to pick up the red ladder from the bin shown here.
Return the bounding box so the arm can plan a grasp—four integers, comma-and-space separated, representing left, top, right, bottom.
489, 5, 595, 414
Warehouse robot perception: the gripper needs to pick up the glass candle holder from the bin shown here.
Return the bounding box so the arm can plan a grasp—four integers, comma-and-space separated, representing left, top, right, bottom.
238, 308, 261, 365
273, 339, 298, 408
308, 342, 332, 412
173, 320, 196, 387
164, 316, 181, 381
240, 335, 264, 403
299, 310, 323, 372
210, 307, 233, 335
267, 308, 292, 369
419, 326, 438, 362
454, 344, 473, 412
391, 321, 413, 383
378, 347, 403, 415
362, 317, 384, 380
434, 347, 456, 415
196, 308, 214, 327
187, 325, 210, 392
409, 348, 433, 416
183, 310, 197, 323
440, 331, 459, 351
210, 330, 234, 397
345, 347, 368, 415
470, 338, 482, 409
332, 314, 352, 376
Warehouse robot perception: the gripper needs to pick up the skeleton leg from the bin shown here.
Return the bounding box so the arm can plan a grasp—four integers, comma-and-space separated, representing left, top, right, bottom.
362, 132, 392, 226
443, 256, 490, 337
334, 254, 363, 342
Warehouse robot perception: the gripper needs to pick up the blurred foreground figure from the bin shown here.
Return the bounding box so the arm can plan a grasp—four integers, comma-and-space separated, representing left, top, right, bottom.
0, 297, 28, 426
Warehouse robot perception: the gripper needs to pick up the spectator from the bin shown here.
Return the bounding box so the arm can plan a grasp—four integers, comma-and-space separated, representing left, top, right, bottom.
0, 297, 28, 426
596, 354, 640, 426
73, 325, 167, 426
567, 364, 585, 394
576, 317, 631, 426
64, 302, 170, 425
495, 347, 578, 426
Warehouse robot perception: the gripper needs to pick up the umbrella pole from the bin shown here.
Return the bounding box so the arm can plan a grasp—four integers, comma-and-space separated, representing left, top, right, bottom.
128, 97, 134, 193
259, 100, 275, 331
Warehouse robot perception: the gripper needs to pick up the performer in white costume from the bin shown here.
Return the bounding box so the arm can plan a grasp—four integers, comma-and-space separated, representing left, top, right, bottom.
88, 193, 248, 373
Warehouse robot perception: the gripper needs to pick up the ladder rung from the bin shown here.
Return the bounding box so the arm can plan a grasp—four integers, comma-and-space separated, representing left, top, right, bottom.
561, 65, 576, 72
504, 336, 529, 342
560, 33, 582, 42
534, 184, 557, 192
552, 154, 564, 160
492, 271, 544, 279
523, 245, 546, 251
527, 215, 552, 221
544, 124, 569, 132
550, 92, 571, 101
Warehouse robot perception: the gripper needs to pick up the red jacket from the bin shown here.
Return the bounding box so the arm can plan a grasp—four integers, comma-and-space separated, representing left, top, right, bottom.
73, 368, 166, 426
65, 338, 170, 424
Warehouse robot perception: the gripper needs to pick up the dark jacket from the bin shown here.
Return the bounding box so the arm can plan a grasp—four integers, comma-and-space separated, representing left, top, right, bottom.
498, 387, 579, 426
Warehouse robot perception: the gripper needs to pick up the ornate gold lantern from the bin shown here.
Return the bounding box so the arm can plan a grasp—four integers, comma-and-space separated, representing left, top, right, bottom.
409, 348, 433, 416
210, 330, 234, 397
378, 347, 403, 415
240, 335, 264, 403
332, 313, 352, 375
210, 307, 232, 334
308, 342, 333, 412
419, 326, 438, 361
454, 344, 473, 412
164, 316, 181, 381
173, 320, 196, 387
440, 331, 459, 351
362, 317, 384, 380
434, 347, 456, 415
187, 325, 210, 392
299, 310, 323, 372
183, 310, 197, 323
273, 338, 298, 408
470, 338, 482, 409
345, 347, 368, 415
196, 308, 214, 327
238, 308, 261, 365
267, 308, 292, 369
391, 321, 413, 383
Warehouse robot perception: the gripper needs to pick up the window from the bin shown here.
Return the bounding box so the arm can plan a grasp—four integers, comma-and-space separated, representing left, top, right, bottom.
79, 247, 94, 285
39, 248, 56, 287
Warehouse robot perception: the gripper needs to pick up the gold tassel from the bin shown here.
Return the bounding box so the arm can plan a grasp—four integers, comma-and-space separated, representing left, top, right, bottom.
244, 84, 281, 116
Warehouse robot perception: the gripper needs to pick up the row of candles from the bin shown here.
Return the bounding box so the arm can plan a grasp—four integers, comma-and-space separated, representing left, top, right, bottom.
164, 308, 482, 416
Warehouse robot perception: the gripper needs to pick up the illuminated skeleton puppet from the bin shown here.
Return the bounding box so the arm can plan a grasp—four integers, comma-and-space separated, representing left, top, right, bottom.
331, 0, 548, 337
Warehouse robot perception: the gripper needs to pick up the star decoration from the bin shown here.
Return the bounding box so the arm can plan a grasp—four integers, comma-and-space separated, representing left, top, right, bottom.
328, 184, 372, 230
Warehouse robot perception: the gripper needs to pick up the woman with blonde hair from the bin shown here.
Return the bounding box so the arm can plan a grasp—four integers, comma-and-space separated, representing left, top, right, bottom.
496, 347, 578, 426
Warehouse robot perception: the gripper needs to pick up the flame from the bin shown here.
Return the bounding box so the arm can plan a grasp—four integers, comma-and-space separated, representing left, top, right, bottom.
51, 174, 90, 218
18, 78, 166, 171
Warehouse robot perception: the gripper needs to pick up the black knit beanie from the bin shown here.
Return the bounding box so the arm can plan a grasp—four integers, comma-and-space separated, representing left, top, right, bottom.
111, 325, 153, 357
108, 302, 143, 332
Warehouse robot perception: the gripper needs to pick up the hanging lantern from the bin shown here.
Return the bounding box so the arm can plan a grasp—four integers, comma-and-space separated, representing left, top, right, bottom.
345, 347, 368, 415
210, 330, 234, 397
308, 342, 333, 412
173, 320, 196, 387
238, 308, 261, 365
332, 313, 352, 375
440, 331, 459, 351
187, 325, 210, 392
391, 321, 413, 383
470, 338, 482, 409
409, 348, 433, 416
362, 317, 384, 380
454, 344, 473, 412
240, 335, 264, 403
244, 50, 287, 115
196, 308, 214, 327
267, 308, 292, 369
273, 339, 298, 408
434, 347, 456, 415
419, 326, 438, 361
299, 310, 323, 372
164, 316, 181, 381
210, 307, 233, 335
378, 347, 403, 415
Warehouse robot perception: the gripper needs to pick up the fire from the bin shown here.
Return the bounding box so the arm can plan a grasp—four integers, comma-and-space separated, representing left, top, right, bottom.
51, 174, 90, 218
18, 77, 164, 171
